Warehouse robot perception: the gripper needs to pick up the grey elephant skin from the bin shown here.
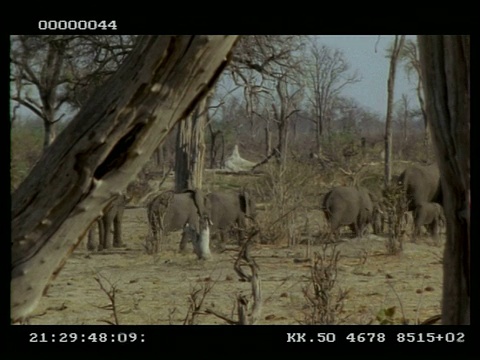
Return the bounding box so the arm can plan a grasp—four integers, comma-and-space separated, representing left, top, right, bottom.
206, 190, 257, 244
147, 189, 210, 251
397, 164, 442, 211
87, 194, 126, 251
414, 201, 445, 240
322, 186, 374, 238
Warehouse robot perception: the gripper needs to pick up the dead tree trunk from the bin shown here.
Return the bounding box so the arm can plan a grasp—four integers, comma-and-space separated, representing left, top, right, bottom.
384, 35, 405, 187
418, 35, 470, 325
208, 124, 222, 169
175, 96, 208, 191
11, 35, 239, 323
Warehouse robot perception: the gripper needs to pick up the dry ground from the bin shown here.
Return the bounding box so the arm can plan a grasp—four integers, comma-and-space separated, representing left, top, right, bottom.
28, 207, 444, 325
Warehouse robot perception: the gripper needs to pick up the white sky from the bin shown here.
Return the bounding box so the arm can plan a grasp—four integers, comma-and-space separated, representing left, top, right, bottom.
12, 35, 420, 122
313, 35, 419, 116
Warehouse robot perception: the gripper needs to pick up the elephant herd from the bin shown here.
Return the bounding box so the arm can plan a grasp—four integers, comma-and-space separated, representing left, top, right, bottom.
322, 163, 445, 241
87, 163, 444, 255
87, 188, 257, 259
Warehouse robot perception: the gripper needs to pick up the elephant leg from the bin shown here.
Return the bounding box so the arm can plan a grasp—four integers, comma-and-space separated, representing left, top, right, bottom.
351, 221, 361, 239
179, 228, 190, 253
413, 209, 422, 242
329, 222, 341, 241
97, 219, 106, 251
102, 215, 115, 250
86, 224, 97, 251
430, 219, 441, 245
112, 201, 125, 248
113, 213, 124, 247
217, 231, 226, 251
412, 223, 421, 243
328, 215, 341, 241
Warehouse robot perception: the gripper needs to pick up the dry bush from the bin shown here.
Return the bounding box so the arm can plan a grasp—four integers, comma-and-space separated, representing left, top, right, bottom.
183, 279, 216, 325
93, 273, 121, 325
300, 244, 349, 324
254, 161, 319, 246
205, 232, 262, 325
382, 183, 410, 254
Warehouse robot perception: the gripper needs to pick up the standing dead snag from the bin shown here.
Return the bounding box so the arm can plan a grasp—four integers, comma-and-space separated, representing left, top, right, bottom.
11, 35, 239, 323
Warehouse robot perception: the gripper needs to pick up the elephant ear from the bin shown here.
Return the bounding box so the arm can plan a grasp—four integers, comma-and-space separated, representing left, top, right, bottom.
192, 188, 206, 217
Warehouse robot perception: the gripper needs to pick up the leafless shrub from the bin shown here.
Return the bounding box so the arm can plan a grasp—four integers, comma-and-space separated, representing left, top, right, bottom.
94, 274, 120, 325
183, 279, 216, 325
205, 230, 262, 324
255, 161, 317, 246
300, 243, 350, 324
382, 183, 409, 254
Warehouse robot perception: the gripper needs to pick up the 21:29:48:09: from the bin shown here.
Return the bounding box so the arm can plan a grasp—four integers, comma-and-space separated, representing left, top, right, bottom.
29, 332, 144, 343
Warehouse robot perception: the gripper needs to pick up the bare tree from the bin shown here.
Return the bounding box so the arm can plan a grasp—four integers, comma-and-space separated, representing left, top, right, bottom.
11, 36, 71, 148
229, 35, 306, 167
11, 35, 239, 323
401, 39, 430, 147
384, 35, 405, 187
418, 35, 470, 325
305, 40, 361, 156
10, 35, 135, 149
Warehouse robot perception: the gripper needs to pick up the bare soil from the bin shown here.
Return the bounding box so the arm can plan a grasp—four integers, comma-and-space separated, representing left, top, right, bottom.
28, 207, 444, 325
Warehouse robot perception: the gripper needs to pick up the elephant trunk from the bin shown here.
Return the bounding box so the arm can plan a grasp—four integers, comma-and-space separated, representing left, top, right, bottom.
193, 188, 206, 218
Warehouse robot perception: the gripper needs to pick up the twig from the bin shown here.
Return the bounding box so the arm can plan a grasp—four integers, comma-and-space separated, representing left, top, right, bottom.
94, 274, 120, 325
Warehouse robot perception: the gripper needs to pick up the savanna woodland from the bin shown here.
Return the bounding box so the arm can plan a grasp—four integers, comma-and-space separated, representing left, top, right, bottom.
11, 35, 469, 326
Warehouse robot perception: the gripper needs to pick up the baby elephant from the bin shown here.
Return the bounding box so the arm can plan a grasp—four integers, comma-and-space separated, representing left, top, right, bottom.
413, 202, 445, 242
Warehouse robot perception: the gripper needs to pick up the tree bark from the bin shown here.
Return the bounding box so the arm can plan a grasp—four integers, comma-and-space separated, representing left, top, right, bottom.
418, 35, 470, 325
264, 126, 271, 158
175, 96, 208, 191
11, 35, 239, 323
384, 35, 405, 187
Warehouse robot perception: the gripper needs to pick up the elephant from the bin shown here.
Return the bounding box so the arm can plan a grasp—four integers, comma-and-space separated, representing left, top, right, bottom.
206, 190, 257, 246
87, 194, 126, 251
322, 186, 374, 239
147, 189, 211, 253
397, 164, 442, 211
413, 201, 445, 242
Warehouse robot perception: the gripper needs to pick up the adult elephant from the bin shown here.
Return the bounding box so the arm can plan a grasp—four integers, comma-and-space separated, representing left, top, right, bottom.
206, 190, 257, 245
147, 189, 211, 253
322, 186, 374, 239
87, 194, 126, 251
397, 164, 442, 211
